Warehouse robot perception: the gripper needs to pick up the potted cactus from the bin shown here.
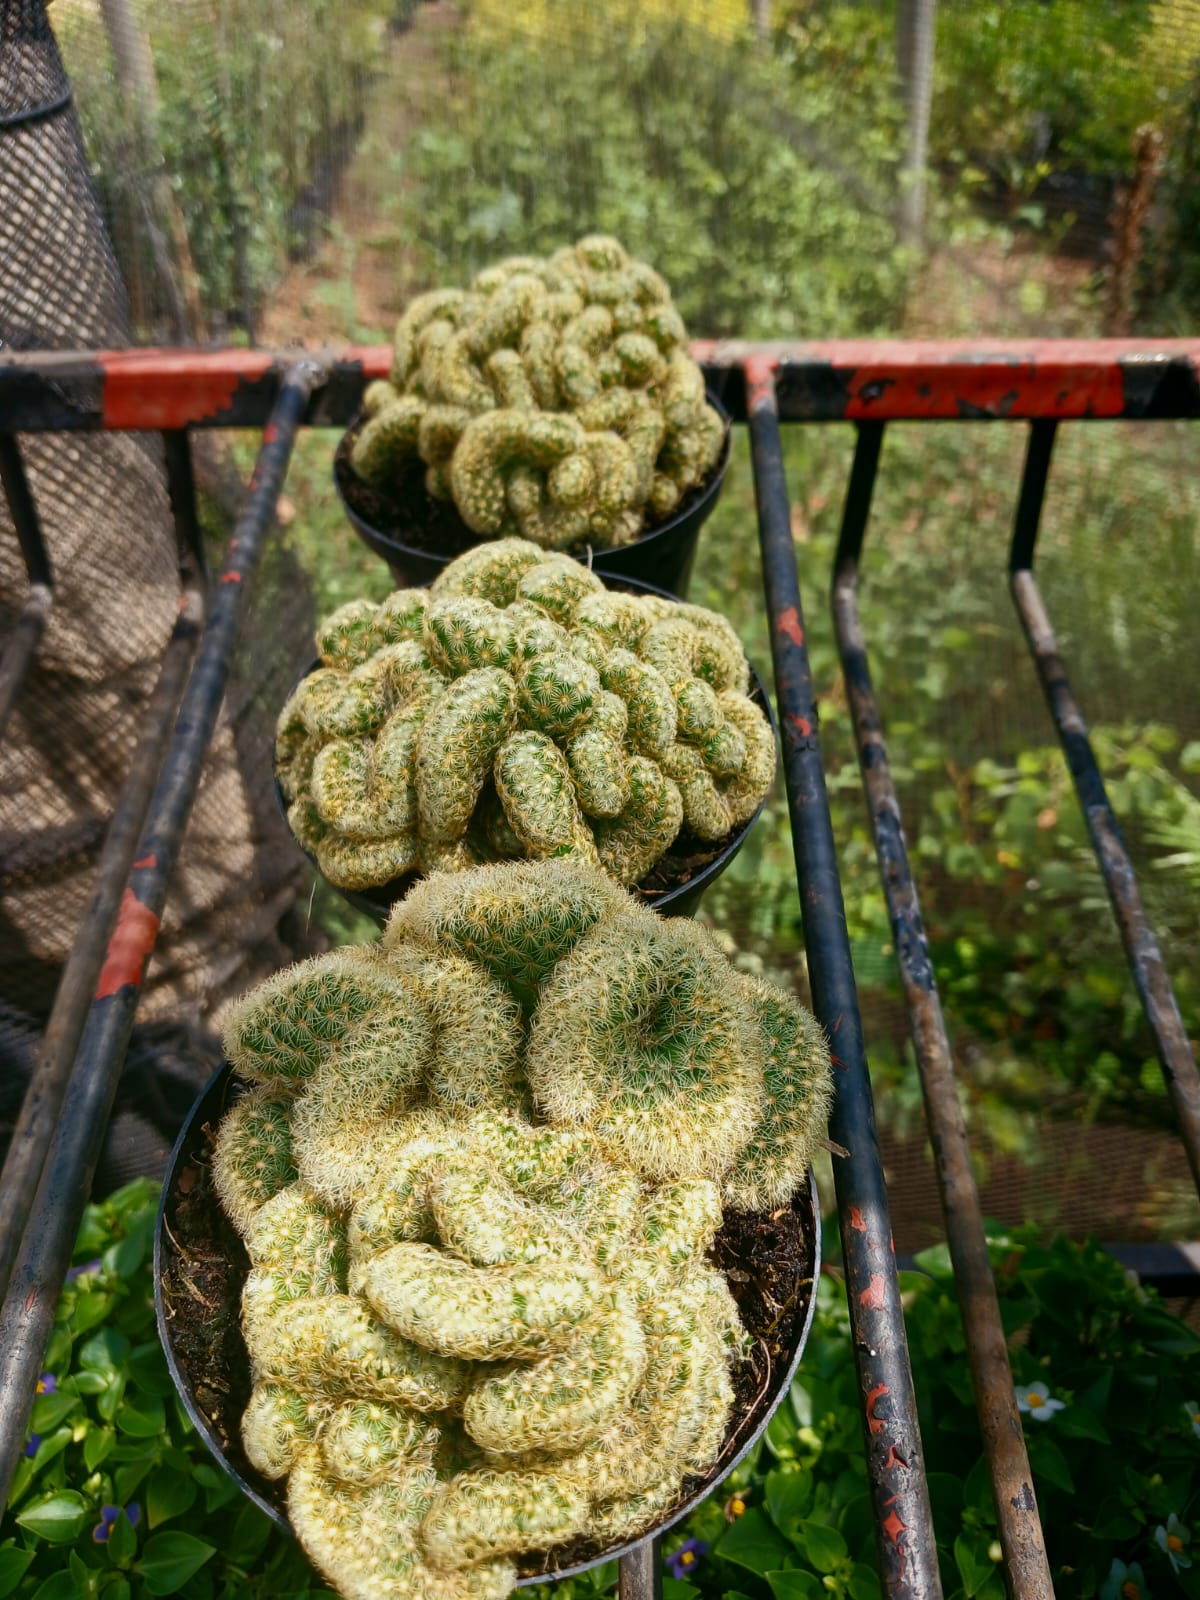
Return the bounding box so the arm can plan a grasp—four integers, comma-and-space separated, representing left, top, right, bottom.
335, 235, 730, 596
275, 540, 776, 921
157, 860, 832, 1600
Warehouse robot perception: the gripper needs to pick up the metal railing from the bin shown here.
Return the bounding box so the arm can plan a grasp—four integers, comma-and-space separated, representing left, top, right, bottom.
1, 337, 1198, 1600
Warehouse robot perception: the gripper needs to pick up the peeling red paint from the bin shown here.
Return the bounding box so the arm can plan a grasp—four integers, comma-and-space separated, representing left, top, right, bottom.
884, 1446, 908, 1471
849, 1206, 866, 1232
132, 854, 156, 869
860, 1273, 887, 1310
95, 889, 161, 998
24, 1288, 36, 1313
882, 1509, 908, 1544
866, 1381, 889, 1433
263, 420, 280, 445
777, 606, 805, 646
101, 349, 275, 430
220, 571, 242, 584
789, 713, 814, 738
743, 353, 778, 414
830, 1051, 848, 1070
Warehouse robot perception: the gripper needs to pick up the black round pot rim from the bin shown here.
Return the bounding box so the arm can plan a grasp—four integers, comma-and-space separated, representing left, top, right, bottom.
155, 1061, 821, 1580
333, 389, 732, 573
276, 569, 776, 925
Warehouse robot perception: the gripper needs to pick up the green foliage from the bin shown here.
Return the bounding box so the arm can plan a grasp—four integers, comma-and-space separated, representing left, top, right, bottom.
57, 2, 394, 330
539, 1229, 1200, 1600
687, 418, 1199, 1163
400, 4, 909, 338
1, 1179, 334, 1600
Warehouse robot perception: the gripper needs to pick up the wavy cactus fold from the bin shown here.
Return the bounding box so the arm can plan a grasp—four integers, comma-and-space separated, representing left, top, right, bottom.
350, 236, 724, 553
211, 860, 831, 1600
277, 541, 774, 891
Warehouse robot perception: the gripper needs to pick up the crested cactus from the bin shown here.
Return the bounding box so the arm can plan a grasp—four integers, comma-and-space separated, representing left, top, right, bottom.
349, 237, 725, 553
276, 540, 774, 892
210, 859, 831, 1600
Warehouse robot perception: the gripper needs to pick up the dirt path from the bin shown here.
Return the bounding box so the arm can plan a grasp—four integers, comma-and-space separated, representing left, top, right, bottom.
259, 1, 459, 347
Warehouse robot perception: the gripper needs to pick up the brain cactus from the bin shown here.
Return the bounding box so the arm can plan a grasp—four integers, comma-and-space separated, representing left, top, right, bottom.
348, 235, 725, 552
211, 860, 832, 1600
276, 540, 774, 893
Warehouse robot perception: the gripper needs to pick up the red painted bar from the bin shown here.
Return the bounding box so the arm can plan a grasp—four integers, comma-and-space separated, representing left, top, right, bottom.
1, 341, 1198, 430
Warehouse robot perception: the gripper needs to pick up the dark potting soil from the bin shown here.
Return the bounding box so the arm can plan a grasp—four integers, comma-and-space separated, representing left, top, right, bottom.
159, 1083, 816, 1573
333, 416, 726, 564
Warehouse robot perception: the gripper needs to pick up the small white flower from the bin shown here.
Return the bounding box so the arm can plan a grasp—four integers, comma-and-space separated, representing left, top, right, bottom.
1015, 1380, 1065, 1421
1183, 1398, 1200, 1440
1155, 1513, 1192, 1573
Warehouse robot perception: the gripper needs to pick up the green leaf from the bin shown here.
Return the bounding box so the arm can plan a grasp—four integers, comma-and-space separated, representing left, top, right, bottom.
104, 1218, 153, 1281
0, 1547, 36, 1598
226, 1499, 271, 1566
69, 1552, 98, 1597
72, 1372, 110, 1397
1029, 1435, 1074, 1495
719, 1509, 793, 1575
766, 1468, 812, 1538
84, 1427, 116, 1473
30, 1574, 80, 1600
797, 1520, 847, 1572
765, 1407, 799, 1459
848, 1564, 879, 1600
955, 1534, 990, 1596
146, 1469, 198, 1530
70, 1291, 116, 1339
136, 1533, 216, 1596
16, 1490, 88, 1544
661, 1583, 700, 1600
106, 1510, 138, 1570
30, 1392, 81, 1433
789, 1383, 814, 1428
103, 1582, 130, 1600
79, 1331, 129, 1375
766, 1572, 824, 1600
114, 1458, 156, 1506
24, 1427, 73, 1479
1055, 1406, 1110, 1443
114, 1396, 165, 1438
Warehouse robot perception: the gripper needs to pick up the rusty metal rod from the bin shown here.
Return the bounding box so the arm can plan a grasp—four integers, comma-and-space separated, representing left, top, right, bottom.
746, 359, 941, 1600
1009, 419, 1200, 1197
618, 1540, 662, 1600
0, 433, 207, 1302
0, 364, 323, 1513
832, 421, 1054, 1600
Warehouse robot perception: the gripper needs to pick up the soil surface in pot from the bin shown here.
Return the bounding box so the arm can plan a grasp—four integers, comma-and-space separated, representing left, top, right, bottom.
333, 416, 729, 563
160, 1091, 816, 1576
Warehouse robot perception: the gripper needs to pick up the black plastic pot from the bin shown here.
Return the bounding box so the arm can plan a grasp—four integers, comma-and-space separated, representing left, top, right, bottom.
155, 1060, 820, 1578
333, 392, 732, 600
274, 569, 775, 925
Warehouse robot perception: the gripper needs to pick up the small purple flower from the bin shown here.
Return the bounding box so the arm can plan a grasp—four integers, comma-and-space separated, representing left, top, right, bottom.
665, 1539, 708, 1580
92, 1503, 140, 1544
66, 1259, 103, 1283
24, 1434, 41, 1458
35, 1372, 56, 1395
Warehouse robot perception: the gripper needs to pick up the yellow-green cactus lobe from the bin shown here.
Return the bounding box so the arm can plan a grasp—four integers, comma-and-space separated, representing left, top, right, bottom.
211, 1086, 297, 1233
494, 731, 587, 858
416, 668, 517, 845
527, 911, 764, 1181
424, 597, 517, 676
723, 976, 834, 1213
241, 1382, 331, 1480
421, 1471, 589, 1571
320, 1399, 438, 1486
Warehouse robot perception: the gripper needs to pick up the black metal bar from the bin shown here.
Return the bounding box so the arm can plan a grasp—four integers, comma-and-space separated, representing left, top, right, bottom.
618, 1540, 662, 1600
0, 434, 54, 740
0, 596, 204, 1302
162, 428, 209, 585
1008, 422, 1200, 1199
0, 361, 324, 1513
745, 361, 941, 1600
832, 424, 1053, 1600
